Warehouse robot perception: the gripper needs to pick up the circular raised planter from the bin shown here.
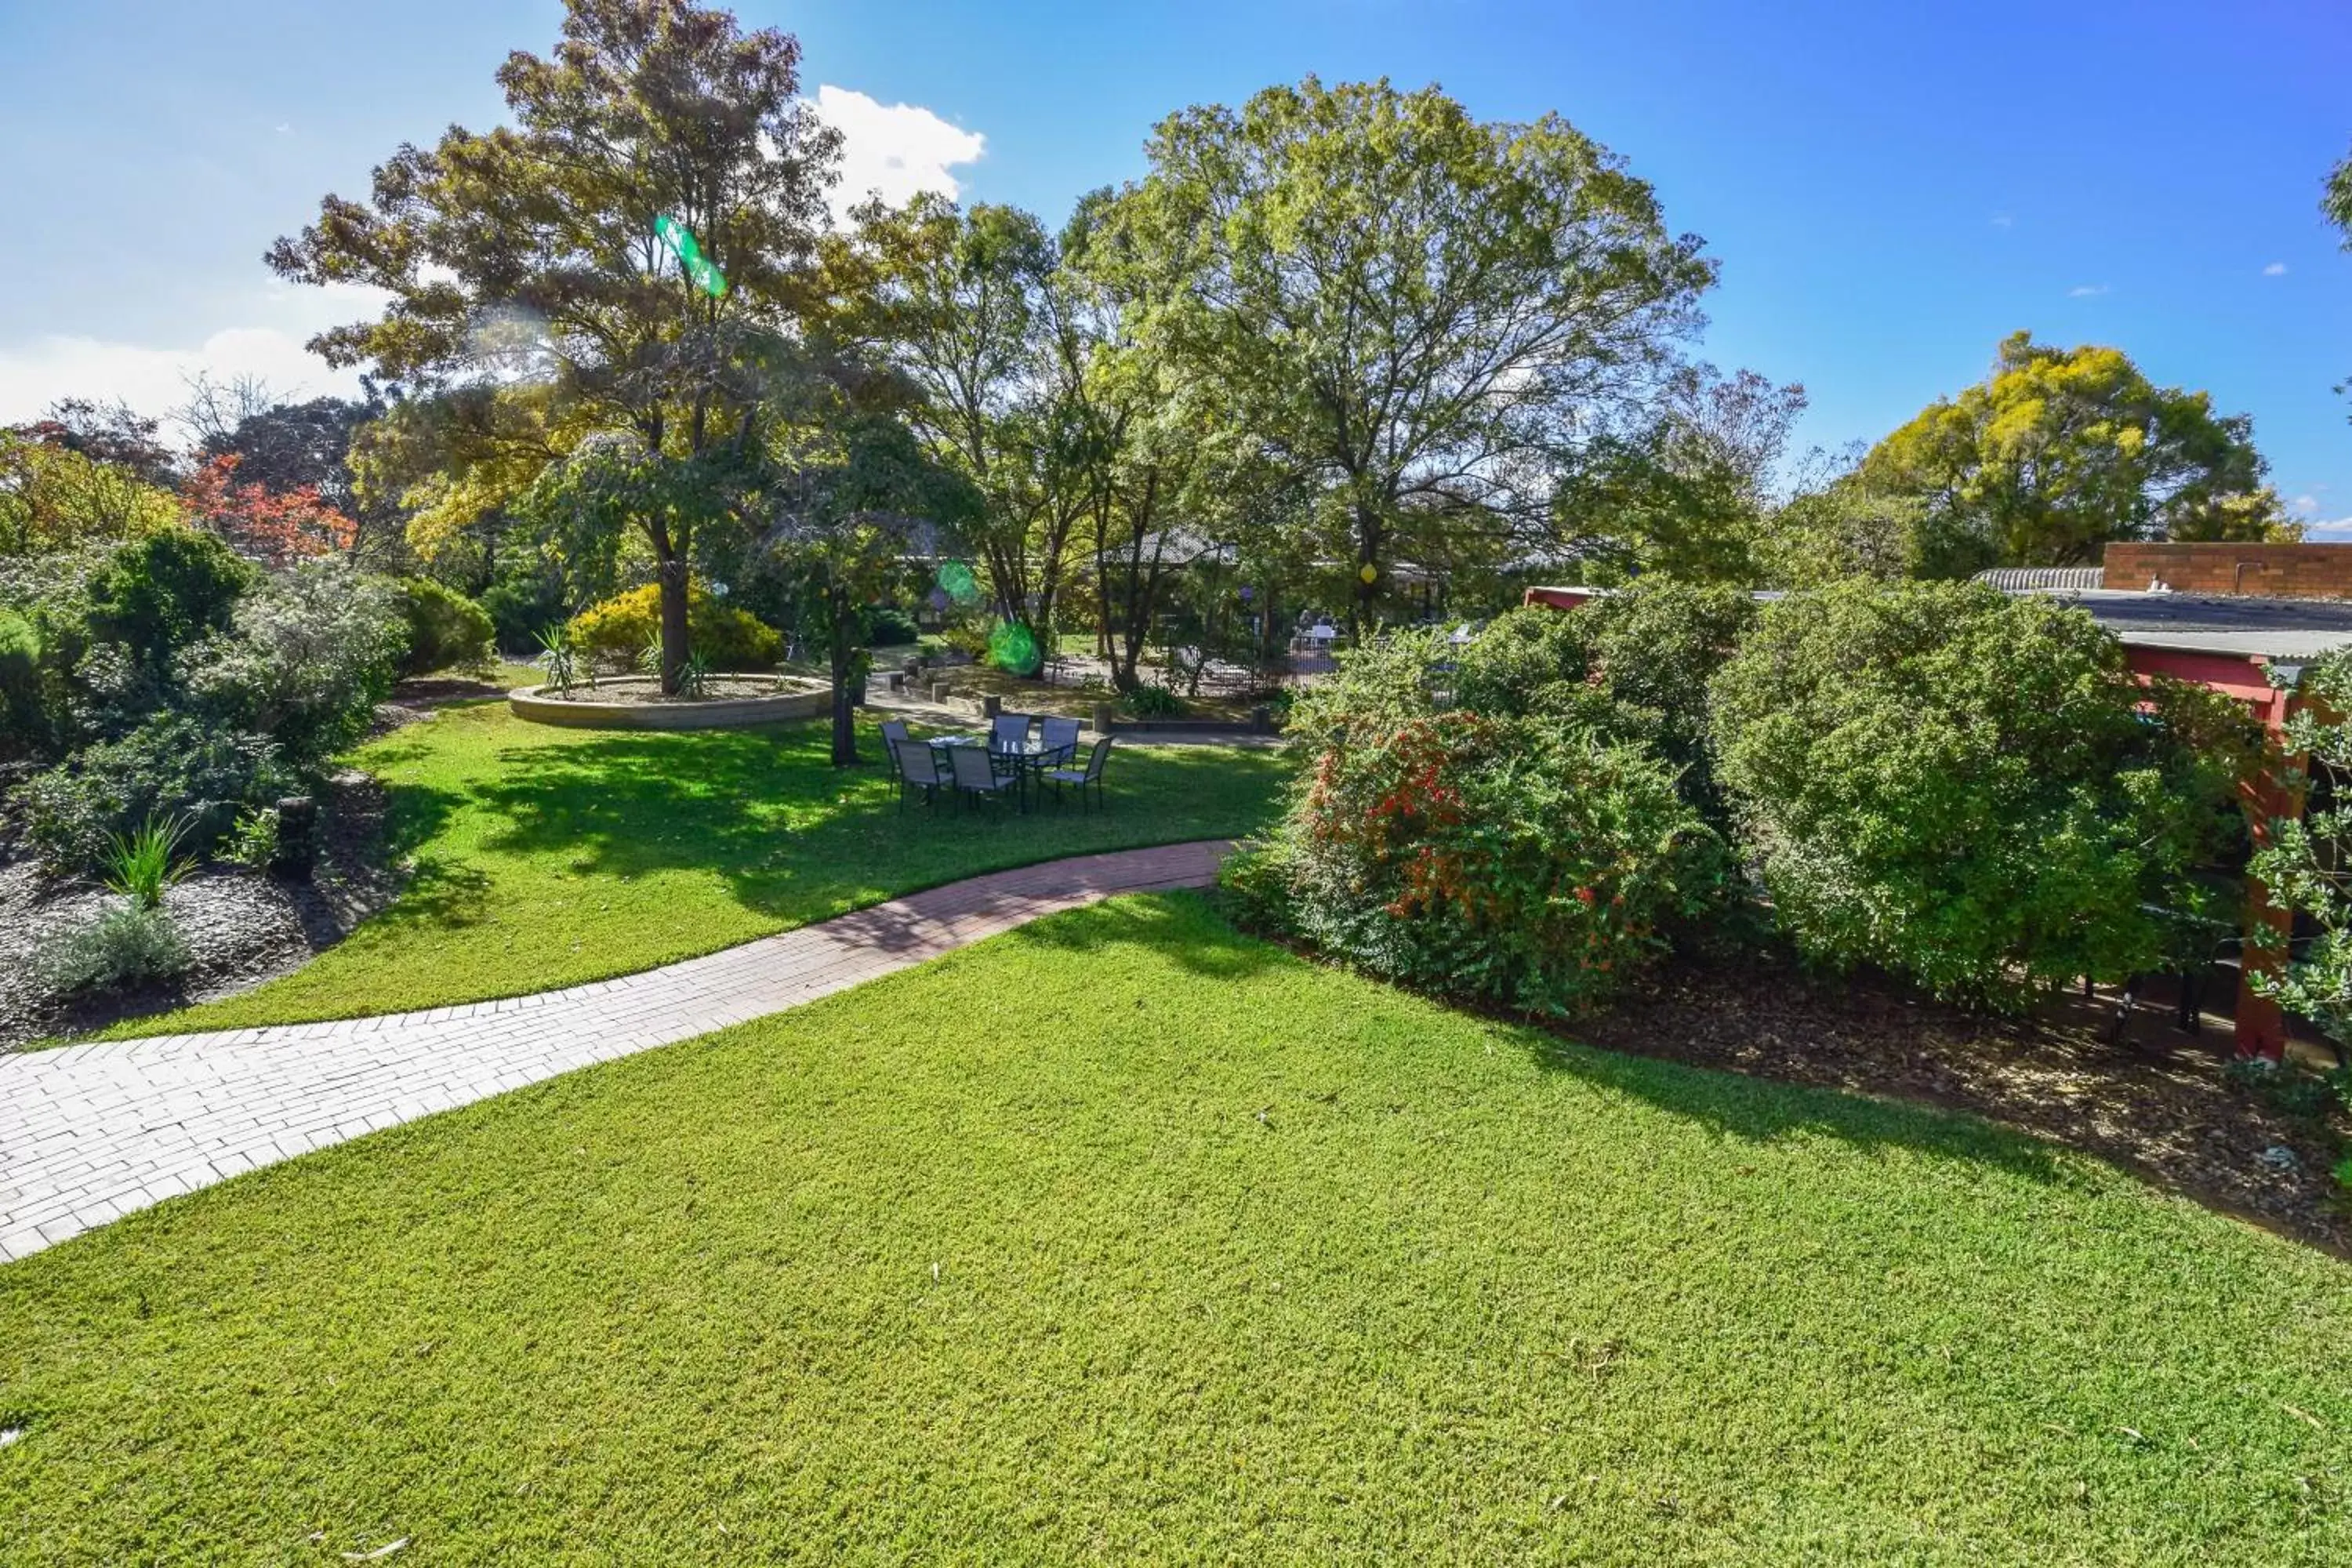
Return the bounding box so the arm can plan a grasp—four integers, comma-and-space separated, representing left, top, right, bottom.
509, 675, 832, 731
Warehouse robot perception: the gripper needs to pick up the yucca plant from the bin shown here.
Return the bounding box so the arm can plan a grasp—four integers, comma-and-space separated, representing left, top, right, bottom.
637, 637, 665, 680
534, 624, 584, 695
677, 652, 715, 699
103, 815, 192, 911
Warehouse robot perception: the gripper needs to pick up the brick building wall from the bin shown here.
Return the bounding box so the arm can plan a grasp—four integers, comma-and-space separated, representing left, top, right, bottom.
2101, 542, 2352, 600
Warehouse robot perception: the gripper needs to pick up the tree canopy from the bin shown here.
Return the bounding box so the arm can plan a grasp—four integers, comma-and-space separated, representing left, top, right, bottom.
266, 0, 841, 689
1093, 77, 1715, 626
1852, 331, 2288, 575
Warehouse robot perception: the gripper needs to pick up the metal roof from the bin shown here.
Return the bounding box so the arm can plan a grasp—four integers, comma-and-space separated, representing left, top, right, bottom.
2019, 589, 2352, 661
1976, 566, 2107, 592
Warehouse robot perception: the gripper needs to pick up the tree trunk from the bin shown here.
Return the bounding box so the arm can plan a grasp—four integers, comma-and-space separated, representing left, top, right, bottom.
652, 524, 691, 696
1350, 503, 1381, 643
829, 584, 858, 767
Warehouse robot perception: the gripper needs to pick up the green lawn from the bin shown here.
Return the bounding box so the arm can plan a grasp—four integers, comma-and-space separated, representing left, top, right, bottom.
8, 894, 2347, 1563
106, 702, 1287, 1035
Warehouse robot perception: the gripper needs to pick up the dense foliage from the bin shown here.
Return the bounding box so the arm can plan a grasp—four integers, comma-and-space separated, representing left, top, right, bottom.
17, 716, 294, 867
2244, 651, 2352, 1049
1230, 627, 1722, 1015
1709, 580, 2246, 1005
1453, 584, 1759, 826
569, 583, 782, 671
394, 577, 497, 677
4, 532, 402, 869
1849, 332, 2288, 574
183, 561, 408, 764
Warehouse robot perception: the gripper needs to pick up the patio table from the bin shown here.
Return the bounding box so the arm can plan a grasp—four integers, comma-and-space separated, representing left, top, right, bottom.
930, 734, 1056, 811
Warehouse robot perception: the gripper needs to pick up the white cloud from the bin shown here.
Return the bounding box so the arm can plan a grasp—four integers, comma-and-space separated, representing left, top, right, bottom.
2264, 260, 2288, 276
0, 283, 383, 426
2293, 494, 2320, 514
2067, 283, 2110, 298
2303, 516, 2352, 541
1989, 212, 2014, 228
811, 84, 984, 223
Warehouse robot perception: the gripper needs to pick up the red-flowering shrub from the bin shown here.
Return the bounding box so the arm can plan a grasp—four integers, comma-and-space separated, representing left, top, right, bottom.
1227, 629, 1723, 1016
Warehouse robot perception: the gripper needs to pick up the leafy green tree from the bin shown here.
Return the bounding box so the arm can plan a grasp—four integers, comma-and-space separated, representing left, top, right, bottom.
1756, 471, 1928, 586
1710, 579, 2246, 1006
1095, 77, 1715, 630
266, 0, 840, 691
1556, 365, 1806, 585
750, 412, 982, 764
826, 195, 1091, 654
0, 433, 185, 556
1854, 331, 2289, 574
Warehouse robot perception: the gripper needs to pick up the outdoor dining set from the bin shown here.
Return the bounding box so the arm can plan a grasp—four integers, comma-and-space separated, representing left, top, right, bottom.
883, 713, 1114, 815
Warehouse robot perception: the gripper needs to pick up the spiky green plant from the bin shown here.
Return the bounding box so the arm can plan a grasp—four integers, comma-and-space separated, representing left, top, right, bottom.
103, 815, 192, 911
534, 624, 583, 695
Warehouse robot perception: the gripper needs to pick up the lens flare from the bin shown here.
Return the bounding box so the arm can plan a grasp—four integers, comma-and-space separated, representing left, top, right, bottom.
936, 561, 981, 606
989, 620, 1042, 677
653, 214, 728, 299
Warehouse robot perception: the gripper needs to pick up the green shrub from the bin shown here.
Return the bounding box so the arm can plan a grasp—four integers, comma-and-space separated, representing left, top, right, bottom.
0, 607, 46, 758
82, 527, 253, 673
2243, 652, 2352, 1051
394, 577, 495, 677
1122, 682, 1185, 718
38, 903, 191, 996
1453, 583, 1756, 825
223, 807, 281, 871
862, 603, 920, 647
568, 583, 782, 670
478, 561, 572, 655
184, 560, 407, 768
1234, 627, 1723, 1016
1709, 579, 2245, 1007
16, 715, 292, 869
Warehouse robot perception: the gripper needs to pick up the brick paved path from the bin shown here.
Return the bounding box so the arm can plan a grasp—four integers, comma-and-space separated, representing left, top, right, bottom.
0, 840, 1231, 1263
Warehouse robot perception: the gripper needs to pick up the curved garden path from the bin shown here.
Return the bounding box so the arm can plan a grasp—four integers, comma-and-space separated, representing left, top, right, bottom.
0, 840, 1232, 1263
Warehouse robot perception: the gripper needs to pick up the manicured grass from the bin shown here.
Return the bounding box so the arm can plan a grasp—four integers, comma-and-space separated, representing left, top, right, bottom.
107, 703, 1286, 1034
8, 894, 2348, 1563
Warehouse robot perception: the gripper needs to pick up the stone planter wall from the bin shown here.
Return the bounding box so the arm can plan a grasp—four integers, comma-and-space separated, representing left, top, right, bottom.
510, 679, 831, 731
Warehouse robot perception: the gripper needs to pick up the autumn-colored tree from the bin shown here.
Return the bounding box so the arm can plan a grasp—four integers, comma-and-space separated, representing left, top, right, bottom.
1854, 331, 2291, 575
0, 430, 183, 556
179, 454, 358, 567
265, 0, 840, 691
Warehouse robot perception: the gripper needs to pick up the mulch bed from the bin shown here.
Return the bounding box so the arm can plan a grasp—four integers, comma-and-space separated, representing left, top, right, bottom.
0, 768, 405, 1050
1569, 956, 2352, 1256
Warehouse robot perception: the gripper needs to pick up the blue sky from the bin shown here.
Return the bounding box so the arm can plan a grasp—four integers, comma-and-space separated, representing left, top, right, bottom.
2, 0, 2347, 522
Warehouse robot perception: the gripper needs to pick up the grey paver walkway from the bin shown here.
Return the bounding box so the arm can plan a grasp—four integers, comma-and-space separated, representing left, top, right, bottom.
0, 840, 1231, 1264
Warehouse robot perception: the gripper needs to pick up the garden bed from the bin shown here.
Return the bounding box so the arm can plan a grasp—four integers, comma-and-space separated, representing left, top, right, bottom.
0, 768, 402, 1049
508, 674, 829, 730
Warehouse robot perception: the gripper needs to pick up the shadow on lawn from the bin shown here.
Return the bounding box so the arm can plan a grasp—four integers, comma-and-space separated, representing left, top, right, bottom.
1006, 889, 1285, 982
1023, 891, 2073, 1189
1523, 1027, 2070, 1189
408, 720, 1285, 924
